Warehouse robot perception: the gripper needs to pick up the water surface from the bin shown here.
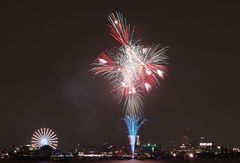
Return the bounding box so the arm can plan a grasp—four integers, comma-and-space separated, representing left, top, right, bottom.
0, 160, 240, 163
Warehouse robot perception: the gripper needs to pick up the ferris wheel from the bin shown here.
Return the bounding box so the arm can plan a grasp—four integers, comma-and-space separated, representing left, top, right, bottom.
31, 128, 58, 149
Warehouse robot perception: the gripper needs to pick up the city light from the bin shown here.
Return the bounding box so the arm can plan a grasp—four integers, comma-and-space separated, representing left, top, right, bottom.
188, 153, 194, 158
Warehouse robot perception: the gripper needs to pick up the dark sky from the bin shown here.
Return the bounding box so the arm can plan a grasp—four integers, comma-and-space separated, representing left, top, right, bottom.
1, 1, 240, 150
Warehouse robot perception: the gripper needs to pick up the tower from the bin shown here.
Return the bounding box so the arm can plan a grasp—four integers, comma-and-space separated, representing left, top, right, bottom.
136, 135, 140, 146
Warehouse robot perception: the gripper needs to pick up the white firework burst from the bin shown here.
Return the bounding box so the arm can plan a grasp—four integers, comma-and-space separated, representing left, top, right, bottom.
31, 128, 58, 149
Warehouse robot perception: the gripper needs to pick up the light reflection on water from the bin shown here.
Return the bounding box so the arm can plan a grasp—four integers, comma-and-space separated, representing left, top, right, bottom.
0, 160, 239, 163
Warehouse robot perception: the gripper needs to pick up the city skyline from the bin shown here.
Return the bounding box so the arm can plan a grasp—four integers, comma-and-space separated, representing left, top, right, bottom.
0, 126, 237, 150
1, 1, 240, 150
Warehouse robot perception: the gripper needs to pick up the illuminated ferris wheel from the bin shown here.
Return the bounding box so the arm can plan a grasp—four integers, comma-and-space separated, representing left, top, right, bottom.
31, 128, 58, 149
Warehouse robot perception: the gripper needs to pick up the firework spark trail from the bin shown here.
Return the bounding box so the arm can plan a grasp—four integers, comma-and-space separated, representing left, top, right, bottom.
91, 12, 168, 118
124, 115, 146, 154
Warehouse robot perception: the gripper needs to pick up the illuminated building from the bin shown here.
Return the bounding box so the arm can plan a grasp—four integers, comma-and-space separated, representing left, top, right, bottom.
141, 143, 161, 156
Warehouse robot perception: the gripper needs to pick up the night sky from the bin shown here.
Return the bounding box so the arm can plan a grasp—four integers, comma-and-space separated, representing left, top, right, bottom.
1, 1, 240, 150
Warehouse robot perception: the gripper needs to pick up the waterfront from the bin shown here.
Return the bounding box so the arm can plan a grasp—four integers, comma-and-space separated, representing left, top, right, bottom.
1, 160, 240, 163
1, 2, 240, 163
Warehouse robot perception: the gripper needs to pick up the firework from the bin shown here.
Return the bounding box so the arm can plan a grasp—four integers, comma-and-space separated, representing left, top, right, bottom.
124, 115, 146, 155
31, 128, 58, 149
91, 12, 168, 155
91, 12, 168, 117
